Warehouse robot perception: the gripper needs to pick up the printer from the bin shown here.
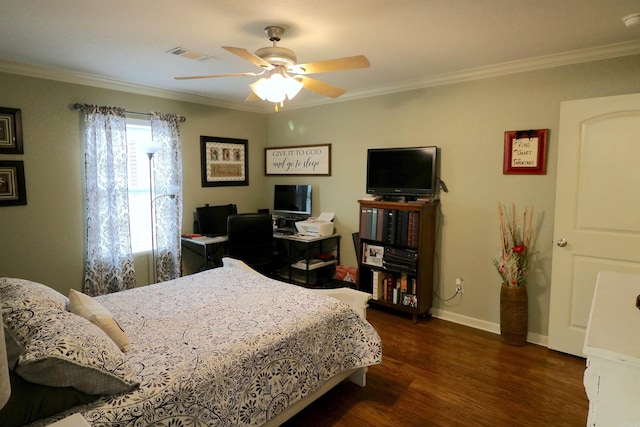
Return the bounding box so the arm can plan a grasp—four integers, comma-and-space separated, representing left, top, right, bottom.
295, 212, 335, 236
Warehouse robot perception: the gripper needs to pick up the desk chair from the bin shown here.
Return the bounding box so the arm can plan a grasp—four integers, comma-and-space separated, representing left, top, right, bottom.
226, 213, 275, 275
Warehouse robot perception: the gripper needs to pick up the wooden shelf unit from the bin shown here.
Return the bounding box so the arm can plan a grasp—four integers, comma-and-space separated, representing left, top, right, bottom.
357, 199, 438, 321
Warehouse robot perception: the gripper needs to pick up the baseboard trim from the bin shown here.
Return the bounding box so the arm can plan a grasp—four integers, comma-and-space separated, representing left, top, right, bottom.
430, 308, 548, 347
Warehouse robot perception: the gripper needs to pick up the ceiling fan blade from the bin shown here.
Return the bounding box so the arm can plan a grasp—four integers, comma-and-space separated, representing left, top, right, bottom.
174, 72, 261, 80
295, 55, 370, 75
222, 46, 273, 69
299, 76, 346, 98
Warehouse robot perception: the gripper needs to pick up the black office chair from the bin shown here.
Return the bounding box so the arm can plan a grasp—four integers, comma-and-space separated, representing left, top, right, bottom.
226, 213, 275, 275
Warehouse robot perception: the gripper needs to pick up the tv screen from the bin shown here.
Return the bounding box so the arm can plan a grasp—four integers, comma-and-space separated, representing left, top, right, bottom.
273, 184, 312, 216
196, 204, 237, 236
366, 146, 439, 198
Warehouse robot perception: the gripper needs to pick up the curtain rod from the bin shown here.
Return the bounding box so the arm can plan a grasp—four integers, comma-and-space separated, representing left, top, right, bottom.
72, 103, 186, 123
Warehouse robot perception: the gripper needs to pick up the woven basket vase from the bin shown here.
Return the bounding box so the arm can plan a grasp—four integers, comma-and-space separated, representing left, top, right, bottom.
500, 284, 528, 346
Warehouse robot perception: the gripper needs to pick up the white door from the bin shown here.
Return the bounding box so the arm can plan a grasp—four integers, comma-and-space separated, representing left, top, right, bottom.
548, 92, 640, 356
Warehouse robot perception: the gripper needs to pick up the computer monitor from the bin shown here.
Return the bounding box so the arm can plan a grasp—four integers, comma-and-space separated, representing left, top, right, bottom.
196, 204, 237, 236
273, 184, 311, 217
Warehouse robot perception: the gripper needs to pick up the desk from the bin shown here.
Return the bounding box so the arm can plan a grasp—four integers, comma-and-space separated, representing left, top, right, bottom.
274, 233, 341, 286
181, 236, 227, 273
181, 233, 341, 287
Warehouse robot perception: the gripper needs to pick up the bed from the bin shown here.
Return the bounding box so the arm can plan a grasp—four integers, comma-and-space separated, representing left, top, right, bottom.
0, 258, 381, 427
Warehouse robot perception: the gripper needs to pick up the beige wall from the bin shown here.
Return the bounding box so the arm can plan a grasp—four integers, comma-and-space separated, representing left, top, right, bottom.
0, 73, 267, 295
1, 54, 639, 339
265, 55, 640, 337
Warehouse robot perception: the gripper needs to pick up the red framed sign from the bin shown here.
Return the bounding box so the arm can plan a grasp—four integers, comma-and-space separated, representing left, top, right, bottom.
503, 129, 548, 175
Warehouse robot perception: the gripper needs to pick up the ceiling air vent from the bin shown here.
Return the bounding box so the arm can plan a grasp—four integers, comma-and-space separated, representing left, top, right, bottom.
167, 47, 213, 62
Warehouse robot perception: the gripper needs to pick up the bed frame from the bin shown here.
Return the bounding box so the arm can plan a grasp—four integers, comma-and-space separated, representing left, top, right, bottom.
222, 257, 372, 426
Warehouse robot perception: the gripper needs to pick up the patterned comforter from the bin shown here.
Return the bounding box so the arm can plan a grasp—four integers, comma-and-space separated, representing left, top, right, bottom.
36, 266, 382, 426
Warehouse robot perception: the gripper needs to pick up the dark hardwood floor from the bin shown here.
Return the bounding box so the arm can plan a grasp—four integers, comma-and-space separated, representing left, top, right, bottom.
283, 307, 588, 427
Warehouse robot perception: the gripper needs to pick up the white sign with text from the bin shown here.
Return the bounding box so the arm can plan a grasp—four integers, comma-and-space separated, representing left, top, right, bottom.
265, 144, 331, 175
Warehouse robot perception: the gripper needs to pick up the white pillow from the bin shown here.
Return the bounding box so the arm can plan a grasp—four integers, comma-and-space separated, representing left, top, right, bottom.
0, 277, 68, 310
69, 289, 131, 352
1, 277, 69, 368
11, 307, 139, 395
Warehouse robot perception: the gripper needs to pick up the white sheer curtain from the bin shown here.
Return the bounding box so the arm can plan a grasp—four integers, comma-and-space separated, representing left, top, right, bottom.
151, 113, 183, 282
82, 105, 136, 296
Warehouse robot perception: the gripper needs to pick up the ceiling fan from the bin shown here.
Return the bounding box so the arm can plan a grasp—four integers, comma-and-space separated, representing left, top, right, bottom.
175, 26, 370, 110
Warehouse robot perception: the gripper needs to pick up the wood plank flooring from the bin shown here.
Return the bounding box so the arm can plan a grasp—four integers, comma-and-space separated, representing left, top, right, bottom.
283, 307, 588, 427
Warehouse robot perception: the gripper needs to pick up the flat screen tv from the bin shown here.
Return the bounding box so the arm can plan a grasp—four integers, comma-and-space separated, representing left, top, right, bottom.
273, 184, 312, 217
366, 146, 439, 198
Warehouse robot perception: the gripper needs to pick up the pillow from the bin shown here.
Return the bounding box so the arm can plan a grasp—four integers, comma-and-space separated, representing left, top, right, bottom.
69, 289, 131, 352
4, 306, 139, 395
1, 278, 70, 368
0, 277, 68, 310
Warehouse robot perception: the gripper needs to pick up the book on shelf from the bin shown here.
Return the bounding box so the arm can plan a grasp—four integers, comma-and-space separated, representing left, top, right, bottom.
408, 276, 416, 294
360, 206, 368, 238
380, 208, 389, 243
365, 207, 373, 239
399, 273, 408, 293
371, 207, 378, 240
292, 258, 324, 269
371, 269, 385, 300
376, 208, 385, 241
407, 212, 416, 246
399, 210, 409, 246
359, 206, 420, 248
385, 275, 395, 301
389, 210, 397, 244
392, 287, 399, 304
372, 270, 378, 300
371, 270, 417, 305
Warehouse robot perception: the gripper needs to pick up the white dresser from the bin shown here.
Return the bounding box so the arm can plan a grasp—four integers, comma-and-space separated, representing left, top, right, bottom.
583, 271, 640, 427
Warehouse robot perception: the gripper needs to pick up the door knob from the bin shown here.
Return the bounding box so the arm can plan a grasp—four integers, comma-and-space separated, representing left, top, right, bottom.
556, 238, 568, 247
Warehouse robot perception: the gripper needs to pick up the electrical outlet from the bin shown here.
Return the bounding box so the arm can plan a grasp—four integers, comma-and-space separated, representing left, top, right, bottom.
455, 277, 464, 293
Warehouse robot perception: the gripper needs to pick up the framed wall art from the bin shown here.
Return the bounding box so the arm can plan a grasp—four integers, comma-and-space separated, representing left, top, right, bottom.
401, 292, 418, 308
265, 144, 331, 176
200, 136, 248, 187
0, 107, 23, 154
0, 160, 27, 206
503, 129, 548, 175
362, 243, 384, 267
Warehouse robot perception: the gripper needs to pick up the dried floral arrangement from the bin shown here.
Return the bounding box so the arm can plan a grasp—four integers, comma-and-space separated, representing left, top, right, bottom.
493, 203, 534, 287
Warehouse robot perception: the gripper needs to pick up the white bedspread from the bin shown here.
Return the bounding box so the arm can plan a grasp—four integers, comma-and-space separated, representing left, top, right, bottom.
36, 267, 382, 426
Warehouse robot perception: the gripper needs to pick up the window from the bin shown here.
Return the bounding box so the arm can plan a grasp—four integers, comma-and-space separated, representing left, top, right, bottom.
126, 118, 153, 254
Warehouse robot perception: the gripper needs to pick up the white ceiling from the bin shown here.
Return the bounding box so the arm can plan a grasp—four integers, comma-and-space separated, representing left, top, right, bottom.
1, 0, 639, 113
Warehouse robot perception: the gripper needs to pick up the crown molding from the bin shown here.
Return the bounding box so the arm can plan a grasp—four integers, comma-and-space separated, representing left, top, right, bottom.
0, 60, 264, 113
1, 40, 639, 113
307, 39, 640, 109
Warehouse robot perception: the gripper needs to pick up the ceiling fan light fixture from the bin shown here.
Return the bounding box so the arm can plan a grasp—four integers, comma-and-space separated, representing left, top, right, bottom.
250, 71, 303, 103
283, 75, 304, 99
